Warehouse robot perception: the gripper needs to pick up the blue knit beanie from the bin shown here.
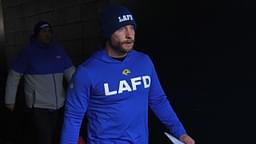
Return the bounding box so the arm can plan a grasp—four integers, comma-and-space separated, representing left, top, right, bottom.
100, 4, 136, 39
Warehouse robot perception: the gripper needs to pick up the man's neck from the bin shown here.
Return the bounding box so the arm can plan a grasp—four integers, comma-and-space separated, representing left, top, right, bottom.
105, 42, 127, 58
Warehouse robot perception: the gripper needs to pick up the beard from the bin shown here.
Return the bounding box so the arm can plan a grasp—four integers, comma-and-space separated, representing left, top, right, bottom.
109, 39, 135, 55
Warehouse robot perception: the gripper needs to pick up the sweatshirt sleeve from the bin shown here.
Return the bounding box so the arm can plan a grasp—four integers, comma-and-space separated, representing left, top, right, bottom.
5, 48, 28, 105
60, 47, 76, 82
60, 66, 91, 144
5, 70, 22, 105
147, 57, 187, 138
11, 48, 29, 73
64, 66, 76, 83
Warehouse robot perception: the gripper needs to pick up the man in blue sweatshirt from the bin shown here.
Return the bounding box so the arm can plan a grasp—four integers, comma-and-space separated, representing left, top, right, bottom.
5, 21, 75, 144
61, 4, 195, 144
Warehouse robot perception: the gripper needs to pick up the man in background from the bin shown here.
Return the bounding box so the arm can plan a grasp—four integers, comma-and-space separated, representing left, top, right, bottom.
5, 20, 75, 144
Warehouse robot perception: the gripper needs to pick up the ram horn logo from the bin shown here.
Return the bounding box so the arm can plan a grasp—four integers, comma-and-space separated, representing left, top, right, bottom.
122, 69, 131, 76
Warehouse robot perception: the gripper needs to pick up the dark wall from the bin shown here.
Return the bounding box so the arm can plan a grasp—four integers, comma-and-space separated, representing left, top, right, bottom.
0, 0, 110, 143
0, 0, 6, 105
1, 0, 111, 67
135, 1, 208, 143
0, 0, 8, 142
135, 0, 254, 143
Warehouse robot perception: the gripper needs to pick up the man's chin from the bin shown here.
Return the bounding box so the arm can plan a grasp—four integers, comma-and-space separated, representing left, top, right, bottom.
122, 45, 133, 51
122, 47, 133, 53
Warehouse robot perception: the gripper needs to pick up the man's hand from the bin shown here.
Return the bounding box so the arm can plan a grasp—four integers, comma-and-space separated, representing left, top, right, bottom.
179, 134, 195, 144
5, 104, 15, 112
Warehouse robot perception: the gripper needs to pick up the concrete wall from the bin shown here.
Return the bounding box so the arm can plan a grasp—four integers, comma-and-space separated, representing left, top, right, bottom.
2, 0, 111, 66
0, 0, 7, 104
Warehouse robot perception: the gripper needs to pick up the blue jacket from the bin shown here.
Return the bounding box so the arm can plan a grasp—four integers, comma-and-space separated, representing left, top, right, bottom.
61, 49, 186, 144
5, 40, 75, 109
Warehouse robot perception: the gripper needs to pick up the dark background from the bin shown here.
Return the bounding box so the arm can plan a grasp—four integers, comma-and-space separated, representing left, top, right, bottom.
135, 0, 254, 143
1, 0, 255, 143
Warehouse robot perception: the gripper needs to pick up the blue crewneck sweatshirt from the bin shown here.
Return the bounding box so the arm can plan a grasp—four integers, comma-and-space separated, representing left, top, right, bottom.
61, 49, 186, 144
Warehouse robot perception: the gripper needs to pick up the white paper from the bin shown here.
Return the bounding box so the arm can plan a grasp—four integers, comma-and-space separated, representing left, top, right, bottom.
164, 132, 185, 144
